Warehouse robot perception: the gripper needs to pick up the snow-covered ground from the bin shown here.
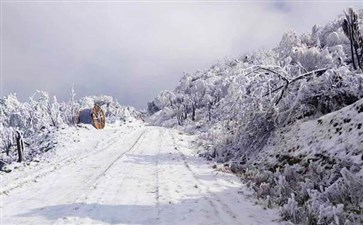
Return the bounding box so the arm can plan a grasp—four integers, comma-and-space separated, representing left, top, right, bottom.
1, 123, 280, 225
256, 97, 363, 173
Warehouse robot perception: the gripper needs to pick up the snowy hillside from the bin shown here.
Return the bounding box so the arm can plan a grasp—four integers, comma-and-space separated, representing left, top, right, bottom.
148, 8, 363, 224
253, 97, 363, 171
238, 98, 363, 224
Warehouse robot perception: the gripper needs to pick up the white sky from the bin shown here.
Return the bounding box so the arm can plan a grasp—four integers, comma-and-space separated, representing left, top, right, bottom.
1, 1, 362, 109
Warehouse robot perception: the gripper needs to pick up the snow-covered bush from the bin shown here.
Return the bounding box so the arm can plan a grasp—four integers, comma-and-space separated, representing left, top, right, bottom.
0, 125, 14, 156
240, 158, 363, 224
0, 89, 143, 166
79, 95, 143, 123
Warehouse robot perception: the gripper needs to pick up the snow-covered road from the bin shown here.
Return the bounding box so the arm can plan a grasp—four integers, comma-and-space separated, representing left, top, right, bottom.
1, 124, 279, 225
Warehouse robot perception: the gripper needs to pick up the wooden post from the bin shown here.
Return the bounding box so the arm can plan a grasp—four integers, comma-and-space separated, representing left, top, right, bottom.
16, 130, 24, 162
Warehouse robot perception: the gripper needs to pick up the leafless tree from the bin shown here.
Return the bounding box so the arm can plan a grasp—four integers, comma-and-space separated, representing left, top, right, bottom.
343, 8, 363, 70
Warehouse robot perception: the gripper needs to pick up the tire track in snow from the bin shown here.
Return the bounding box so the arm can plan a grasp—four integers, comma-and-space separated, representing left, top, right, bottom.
2, 128, 127, 204
5, 128, 120, 191
52, 128, 137, 208
56, 128, 152, 225
106, 133, 149, 200
69, 128, 161, 225
170, 131, 220, 220
4, 129, 147, 224
70, 128, 148, 210
155, 129, 163, 222
169, 130, 242, 225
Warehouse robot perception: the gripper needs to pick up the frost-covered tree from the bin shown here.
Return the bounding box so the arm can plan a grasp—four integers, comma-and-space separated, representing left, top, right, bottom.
343, 8, 363, 70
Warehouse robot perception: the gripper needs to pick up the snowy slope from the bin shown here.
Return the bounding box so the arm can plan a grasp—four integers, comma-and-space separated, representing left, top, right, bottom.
145, 9, 363, 224
1, 123, 280, 225
236, 98, 363, 224
256, 97, 363, 173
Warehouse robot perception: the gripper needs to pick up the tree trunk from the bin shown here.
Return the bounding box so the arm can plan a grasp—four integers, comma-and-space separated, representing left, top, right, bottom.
208, 102, 212, 121
348, 15, 357, 69
16, 131, 24, 162
353, 42, 362, 70
192, 104, 196, 121
350, 31, 357, 70
6, 143, 11, 156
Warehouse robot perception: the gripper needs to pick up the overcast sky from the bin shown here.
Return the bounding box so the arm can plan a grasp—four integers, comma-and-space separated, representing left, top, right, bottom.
1, 1, 362, 109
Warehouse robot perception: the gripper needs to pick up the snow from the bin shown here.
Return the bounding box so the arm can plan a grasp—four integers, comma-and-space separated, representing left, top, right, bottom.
259, 97, 363, 173
237, 99, 363, 224
1, 123, 280, 225
145, 8, 363, 224
2, 7, 362, 225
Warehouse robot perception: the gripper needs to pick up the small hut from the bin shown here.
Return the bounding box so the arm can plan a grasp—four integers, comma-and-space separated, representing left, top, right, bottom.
78, 105, 106, 129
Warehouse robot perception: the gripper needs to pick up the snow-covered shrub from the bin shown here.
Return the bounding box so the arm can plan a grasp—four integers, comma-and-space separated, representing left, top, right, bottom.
281, 194, 303, 224
0, 125, 14, 156
292, 47, 335, 71
240, 159, 363, 224
0, 89, 143, 166
62, 86, 80, 125
79, 95, 143, 123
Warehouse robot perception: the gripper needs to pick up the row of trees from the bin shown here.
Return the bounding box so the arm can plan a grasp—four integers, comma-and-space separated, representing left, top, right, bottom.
148, 73, 225, 125
148, 9, 363, 157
